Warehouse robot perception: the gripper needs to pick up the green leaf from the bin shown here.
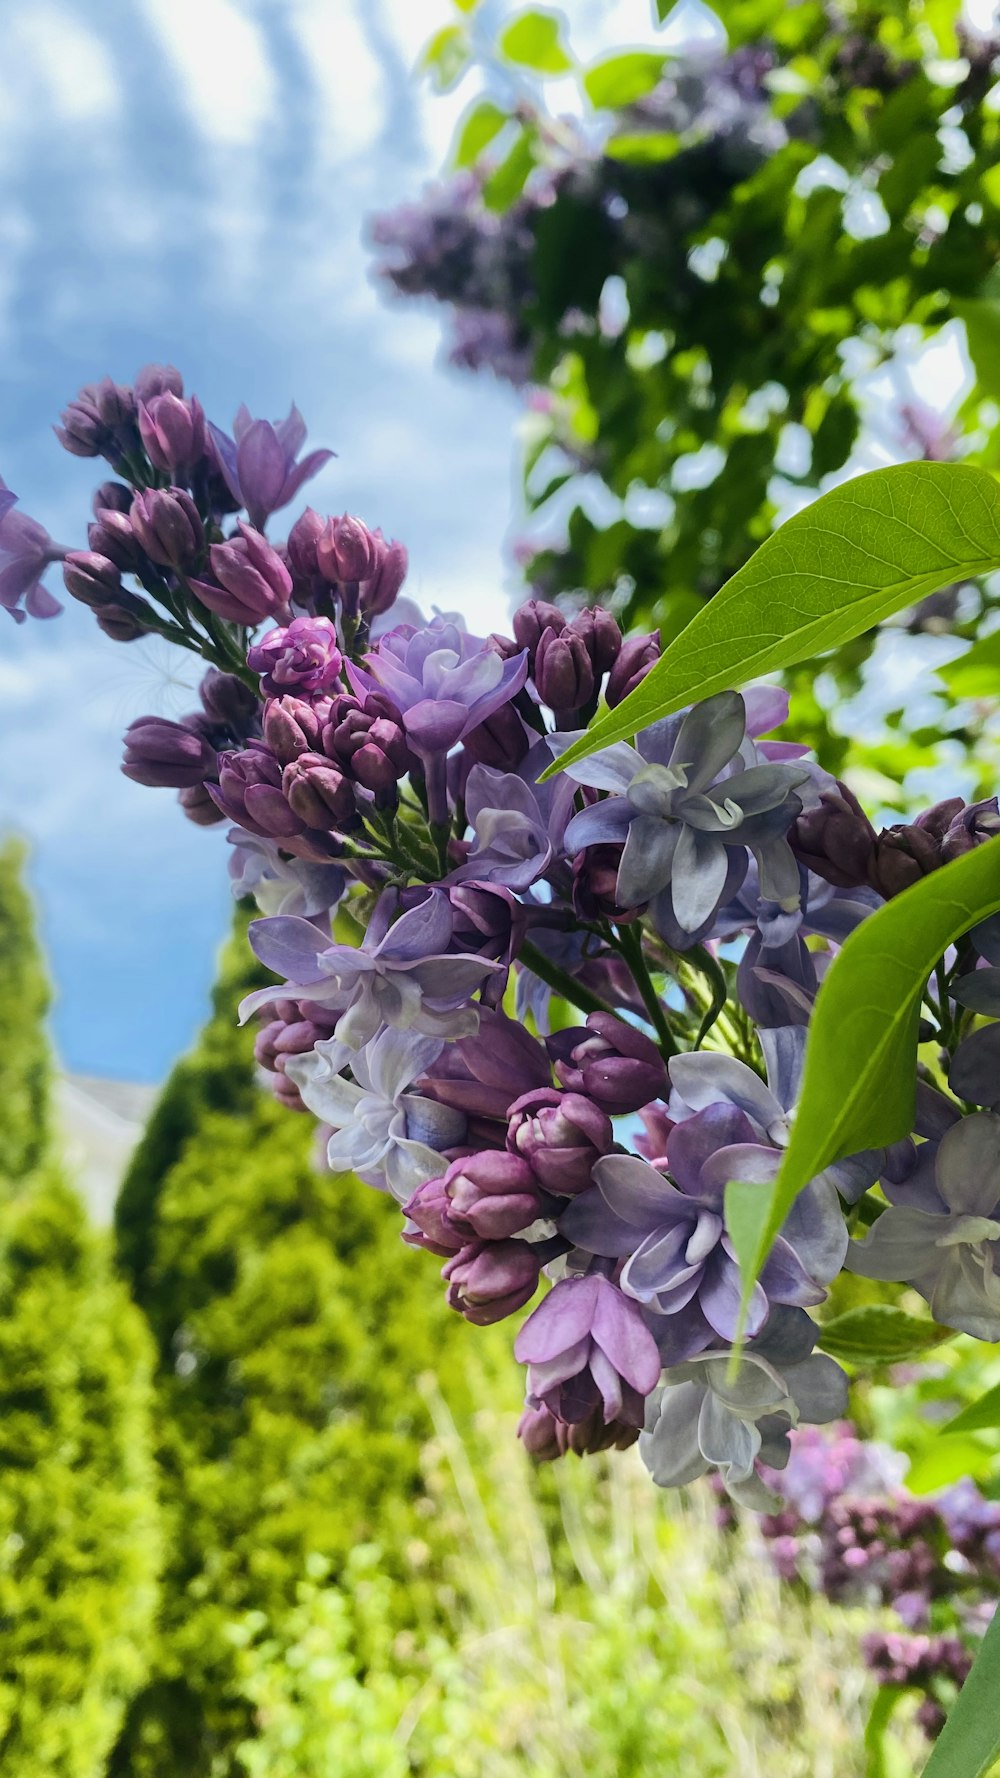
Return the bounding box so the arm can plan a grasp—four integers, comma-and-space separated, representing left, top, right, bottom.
583, 51, 666, 109
420, 23, 470, 93
943, 1379, 1000, 1435
539, 463, 1000, 781
920, 1586, 1000, 1777
955, 298, 1000, 403
604, 130, 681, 164
483, 127, 538, 211
937, 629, 1000, 699
498, 9, 573, 74
816, 1306, 952, 1366
906, 1434, 994, 1495
453, 99, 508, 168
723, 839, 1000, 1303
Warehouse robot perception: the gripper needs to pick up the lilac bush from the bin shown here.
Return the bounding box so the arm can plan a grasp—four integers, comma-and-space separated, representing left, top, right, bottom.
12, 360, 1000, 1525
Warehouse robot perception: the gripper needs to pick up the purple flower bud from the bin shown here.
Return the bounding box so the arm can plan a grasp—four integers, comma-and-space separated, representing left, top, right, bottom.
571, 842, 639, 922
91, 481, 132, 517
605, 632, 660, 707
518, 1402, 640, 1461
869, 818, 949, 899
55, 377, 134, 458
122, 714, 218, 788
515, 1273, 661, 1427
316, 513, 384, 583
281, 752, 356, 830
263, 695, 332, 766
513, 598, 564, 665
286, 507, 326, 577
247, 615, 343, 697
548, 1013, 668, 1115
129, 487, 205, 570
361, 537, 408, 616
95, 602, 150, 642
178, 781, 225, 825
533, 624, 596, 720
403, 1178, 465, 1256
418, 1009, 552, 1132
254, 995, 340, 1110
442, 1237, 541, 1325
138, 393, 207, 475
941, 797, 1000, 861
133, 363, 184, 403
507, 1088, 613, 1197
463, 701, 530, 770
438, 1151, 546, 1240
193, 523, 292, 625
198, 668, 260, 736
322, 691, 415, 803
446, 882, 526, 972
209, 741, 340, 859
62, 550, 124, 609
568, 607, 622, 676
88, 509, 149, 575
790, 782, 876, 889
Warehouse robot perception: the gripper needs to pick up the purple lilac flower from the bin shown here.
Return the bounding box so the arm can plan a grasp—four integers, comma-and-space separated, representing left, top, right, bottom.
450, 739, 576, 890
208, 403, 334, 530
242, 888, 502, 1048
443, 1238, 542, 1324
284, 1025, 466, 1200
507, 1088, 613, 1197
408, 1150, 548, 1242
561, 691, 813, 947
122, 715, 219, 788
640, 1308, 849, 1508
847, 1111, 1000, 1339
208, 741, 342, 860
226, 829, 347, 919
515, 1272, 662, 1428
518, 1401, 640, 1460
138, 392, 207, 477
191, 523, 293, 626
0, 482, 63, 622
415, 1007, 552, 1142
246, 616, 343, 697
547, 1013, 668, 1115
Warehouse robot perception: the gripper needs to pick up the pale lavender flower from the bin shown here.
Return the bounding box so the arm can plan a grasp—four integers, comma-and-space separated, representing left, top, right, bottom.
208, 403, 334, 529
226, 829, 347, 918
450, 739, 576, 890
242, 887, 502, 1047
0, 481, 63, 622
515, 1272, 662, 1428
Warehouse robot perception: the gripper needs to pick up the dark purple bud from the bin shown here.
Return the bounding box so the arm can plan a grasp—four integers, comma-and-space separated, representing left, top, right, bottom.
87, 509, 149, 575
507, 1088, 613, 1196
254, 996, 340, 1109
130, 487, 205, 570
402, 1178, 465, 1256
322, 691, 415, 802
790, 781, 877, 890
91, 376, 136, 430
361, 537, 408, 616
193, 522, 292, 625
55, 390, 110, 458
134, 363, 184, 403
122, 714, 218, 788
138, 393, 207, 475
209, 742, 313, 845
518, 1402, 639, 1462
178, 781, 225, 826
567, 607, 622, 675
463, 700, 530, 769
941, 797, 1000, 861
533, 625, 596, 720
95, 602, 150, 642
286, 507, 326, 578
262, 695, 333, 766
513, 598, 565, 665
91, 481, 132, 517
439, 1150, 546, 1240
572, 841, 640, 922
548, 1012, 667, 1115
198, 668, 260, 736
442, 1237, 541, 1324
868, 820, 947, 899
247, 615, 343, 697
605, 632, 660, 708
316, 513, 384, 583
281, 752, 356, 829
62, 550, 124, 609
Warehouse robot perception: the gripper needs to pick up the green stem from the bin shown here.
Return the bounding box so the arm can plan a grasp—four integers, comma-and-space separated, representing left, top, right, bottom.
864, 1684, 901, 1778
519, 940, 617, 1020
614, 923, 678, 1060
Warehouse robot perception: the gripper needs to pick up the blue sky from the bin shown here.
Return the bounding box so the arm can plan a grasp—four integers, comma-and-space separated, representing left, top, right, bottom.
0, 0, 672, 1082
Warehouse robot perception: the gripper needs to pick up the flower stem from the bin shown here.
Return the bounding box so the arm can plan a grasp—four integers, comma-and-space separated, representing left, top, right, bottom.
614, 922, 678, 1060
519, 940, 616, 1020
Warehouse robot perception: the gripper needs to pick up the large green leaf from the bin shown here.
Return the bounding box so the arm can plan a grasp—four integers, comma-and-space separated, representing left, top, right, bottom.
937, 629, 1000, 699
498, 9, 573, 73
539, 463, 1000, 780
920, 1601, 1000, 1778
816, 1306, 952, 1366
453, 99, 508, 168
724, 839, 1000, 1301
955, 298, 1000, 402
583, 51, 666, 109
943, 1379, 1000, 1435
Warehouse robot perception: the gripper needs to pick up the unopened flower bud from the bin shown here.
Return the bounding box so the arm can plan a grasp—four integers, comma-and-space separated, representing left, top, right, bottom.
442, 1238, 541, 1325
518, 1402, 639, 1461
568, 607, 622, 675
198, 668, 260, 736
122, 714, 218, 788
133, 363, 184, 403
138, 393, 206, 475
402, 1179, 465, 1257
62, 550, 124, 609
440, 1151, 547, 1240
87, 510, 149, 575
322, 691, 414, 804
193, 522, 292, 625
548, 1013, 667, 1115
606, 632, 660, 707
463, 701, 530, 769
791, 782, 876, 889
533, 624, 596, 721
572, 842, 639, 922
263, 695, 331, 765
130, 487, 205, 570
91, 481, 132, 517
178, 781, 225, 825
513, 598, 564, 665
286, 506, 326, 577
317, 513, 383, 583
507, 1088, 613, 1196
281, 753, 356, 830
361, 537, 408, 616
95, 602, 150, 642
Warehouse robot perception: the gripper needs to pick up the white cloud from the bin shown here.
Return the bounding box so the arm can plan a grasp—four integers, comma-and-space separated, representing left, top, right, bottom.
287, 0, 386, 160
139, 0, 276, 147
6, 5, 122, 125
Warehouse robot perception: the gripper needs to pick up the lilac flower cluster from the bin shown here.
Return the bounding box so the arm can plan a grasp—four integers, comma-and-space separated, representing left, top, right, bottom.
739, 1422, 1000, 1738
14, 360, 1000, 1512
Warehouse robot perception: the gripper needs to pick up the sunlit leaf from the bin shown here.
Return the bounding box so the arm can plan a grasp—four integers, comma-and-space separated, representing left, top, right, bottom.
919, 1587, 1000, 1777
483, 127, 538, 211
420, 23, 470, 93
604, 131, 681, 163
498, 9, 573, 74
937, 630, 1000, 699
583, 51, 666, 109
723, 839, 1000, 1303
453, 99, 508, 168
816, 1306, 953, 1366
943, 1379, 1000, 1435
540, 464, 1000, 780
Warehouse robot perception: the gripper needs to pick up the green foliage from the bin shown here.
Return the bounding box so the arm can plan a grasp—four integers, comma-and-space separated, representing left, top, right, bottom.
0, 839, 50, 1188
725, 839, 1000, 1301
0, 1176, 161, 1778
920, 1605, 1000, 1778
545, 462, 1000, 776
111, 914, 511, 1778
583, 52, 666, 110
453, 98, 508, 168
817, 1305, 954, 1366
498, 9, 573, 75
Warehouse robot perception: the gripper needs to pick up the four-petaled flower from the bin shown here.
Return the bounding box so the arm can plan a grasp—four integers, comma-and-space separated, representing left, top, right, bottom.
209, 403, 334, 529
